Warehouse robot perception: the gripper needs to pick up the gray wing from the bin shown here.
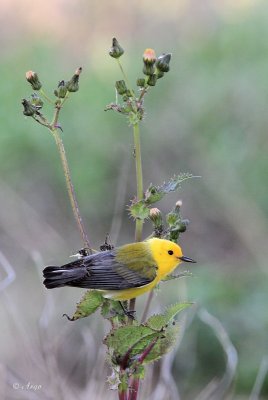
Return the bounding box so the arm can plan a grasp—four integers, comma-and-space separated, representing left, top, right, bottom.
68, 250, 157, 290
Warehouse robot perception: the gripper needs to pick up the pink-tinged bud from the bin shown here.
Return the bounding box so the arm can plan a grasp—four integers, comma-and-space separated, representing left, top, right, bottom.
109, 38, 124, 58
25, 71, 42, 90
143, 49, 156, 64
142, 49, 156, 76
149, 207, 163, 227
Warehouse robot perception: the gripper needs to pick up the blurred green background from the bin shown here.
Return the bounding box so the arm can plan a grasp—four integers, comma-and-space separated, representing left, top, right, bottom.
1, 0, 268, 399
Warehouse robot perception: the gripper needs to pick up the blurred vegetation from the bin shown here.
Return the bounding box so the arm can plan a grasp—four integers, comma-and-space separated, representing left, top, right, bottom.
1, 1, 268, 399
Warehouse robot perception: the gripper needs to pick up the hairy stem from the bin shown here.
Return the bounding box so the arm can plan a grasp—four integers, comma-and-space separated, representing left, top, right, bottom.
128, 121, 144, 314
117, 59, 135, 98
128, 378, 140, 400
141, 290, 154, 323
49, 101, 92, 252
133, 122, 143, 242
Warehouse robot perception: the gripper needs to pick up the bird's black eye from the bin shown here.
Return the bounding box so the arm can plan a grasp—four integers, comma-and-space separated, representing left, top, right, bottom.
168, 250, 173, 255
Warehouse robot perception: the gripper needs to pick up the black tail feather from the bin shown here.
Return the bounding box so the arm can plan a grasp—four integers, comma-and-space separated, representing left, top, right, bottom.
43, 264, 87, 289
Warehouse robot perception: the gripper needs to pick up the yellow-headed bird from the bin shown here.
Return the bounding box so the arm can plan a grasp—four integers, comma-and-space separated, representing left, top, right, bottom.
43, 238, 195, 301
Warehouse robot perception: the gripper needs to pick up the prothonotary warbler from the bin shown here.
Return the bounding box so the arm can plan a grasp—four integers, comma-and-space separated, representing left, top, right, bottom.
43, 238, 195, 301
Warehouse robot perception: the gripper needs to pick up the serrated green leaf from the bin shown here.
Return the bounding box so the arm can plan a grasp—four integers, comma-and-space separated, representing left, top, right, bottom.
163, 270, 194, 281
144, 185, 165, 204
145, 302, 192, 331
142, 323, 179, 364
101, 299, 128, 323
144, 173, 199, 206
69, 290, 104, 321
104, 325, 156, 355
161, 173, 197, 194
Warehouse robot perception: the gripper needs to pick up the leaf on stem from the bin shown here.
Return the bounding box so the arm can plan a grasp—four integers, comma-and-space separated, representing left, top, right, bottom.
67, 290, 104, 321
145, 302, 192, 330
145, 173, 198, 205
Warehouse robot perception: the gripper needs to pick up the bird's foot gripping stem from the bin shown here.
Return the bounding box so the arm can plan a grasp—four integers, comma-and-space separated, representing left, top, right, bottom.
119, 301, 136, 320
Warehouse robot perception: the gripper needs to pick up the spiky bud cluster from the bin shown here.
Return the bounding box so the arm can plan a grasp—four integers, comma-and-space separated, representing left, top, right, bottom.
135, 49, 172, 88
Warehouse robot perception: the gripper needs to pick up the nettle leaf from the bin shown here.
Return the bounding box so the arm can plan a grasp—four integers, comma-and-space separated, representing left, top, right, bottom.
144, 173, 198, 206
104, 325, 156, 357
67, 290, 104, 321
163, 270, 194, 281
144, 185, 165, 204
145, 302, 192, 331
161, 173, 196, 193
105, 303, 192, 369
142, 323, 179, 364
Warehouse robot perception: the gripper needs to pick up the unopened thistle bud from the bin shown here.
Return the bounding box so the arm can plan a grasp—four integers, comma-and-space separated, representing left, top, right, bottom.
179, 219, 189, 232
30, 93, 43, 110
175, 200, 182, 213
22, 99, 36, 116
109, 38, 124, 58
147, 74, 157, 86
136, 78, 146, 87
54, 80, 68, 98
143, 48, 156, 76
66, 67, 82, 92
166, 212, 177, 226
155, 53, 172, 73
149, 208, 163, 227
25, 71, 42, 90
115, 80, 127, 95
156, 70, 164, 79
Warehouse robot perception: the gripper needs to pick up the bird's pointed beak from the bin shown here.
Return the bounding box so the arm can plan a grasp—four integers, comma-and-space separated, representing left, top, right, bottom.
178, 256, 196, 263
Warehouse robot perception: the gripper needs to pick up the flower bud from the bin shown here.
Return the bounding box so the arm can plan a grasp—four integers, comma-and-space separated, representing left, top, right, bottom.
155, 53, 172, 73
147, 74, 157, 86
143, 48, 156, 76
156, 70, 164, 79
55, 80, 68, 98
177, 222, 187, 233
22, 99, 36, 116
115, 80, 127, 95
66, 67, 82, 92
176, 200, 183, 208
109, 38, 124, 58
143, 48, 156, 64
166, 212, 177, 226
149, 208, 163, 227
30, 93, 43, 110
136, 78, 146, 87
25, 71, 42, 90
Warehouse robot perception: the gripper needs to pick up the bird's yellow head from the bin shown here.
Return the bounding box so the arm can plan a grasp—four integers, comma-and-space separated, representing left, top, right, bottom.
147, 238, 195, 280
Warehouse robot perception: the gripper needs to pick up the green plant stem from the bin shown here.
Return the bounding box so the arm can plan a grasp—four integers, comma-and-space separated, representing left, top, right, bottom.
117, 59, 135, 97
133, 122, 143, 242
40, 88, 54, 104
50, 102, 92, 253
128, 121, 144, 315
141, 290, 154, 323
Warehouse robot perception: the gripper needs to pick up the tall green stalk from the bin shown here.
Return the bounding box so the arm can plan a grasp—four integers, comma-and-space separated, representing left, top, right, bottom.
49, 101, 92, 252
133, 122, 143, 242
